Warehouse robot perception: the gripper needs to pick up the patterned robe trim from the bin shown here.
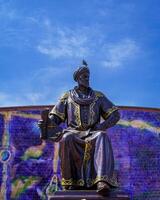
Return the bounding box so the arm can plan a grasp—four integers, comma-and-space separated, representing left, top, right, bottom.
69, 96, 82, 127
50, 108, 66, 121
59, 92, 69, 102
47, 125, 56, 128
61, 175, 118, 187
86, 174, 119, 187
61, 178, 85, 186
83, 140, 92, 166
50, 92, 69, 121
102, 106, 119, 120
94, 91, 104, 98
89, 95, 98, 125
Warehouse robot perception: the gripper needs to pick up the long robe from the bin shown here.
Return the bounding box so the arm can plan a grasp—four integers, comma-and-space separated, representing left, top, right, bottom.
49, 87, 119, 188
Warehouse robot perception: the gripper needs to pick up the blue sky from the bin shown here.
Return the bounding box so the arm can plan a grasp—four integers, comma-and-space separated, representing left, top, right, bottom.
0, 0, 160, 108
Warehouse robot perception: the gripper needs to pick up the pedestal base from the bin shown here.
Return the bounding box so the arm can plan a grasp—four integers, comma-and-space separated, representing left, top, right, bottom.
48, 189, 131, 200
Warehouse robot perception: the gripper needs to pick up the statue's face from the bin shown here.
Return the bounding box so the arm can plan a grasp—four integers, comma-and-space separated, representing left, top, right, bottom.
77, 72, 90, 88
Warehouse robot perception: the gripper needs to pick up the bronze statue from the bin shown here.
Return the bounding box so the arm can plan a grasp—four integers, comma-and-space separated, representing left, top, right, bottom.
38, 60, 120, 196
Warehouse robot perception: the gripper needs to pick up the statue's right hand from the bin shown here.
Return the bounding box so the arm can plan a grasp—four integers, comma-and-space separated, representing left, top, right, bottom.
38, 120, 44, 129
38, 120, 47, 140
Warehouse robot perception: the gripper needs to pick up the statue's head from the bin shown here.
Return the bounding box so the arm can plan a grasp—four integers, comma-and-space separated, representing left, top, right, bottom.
73, 60, 90, 88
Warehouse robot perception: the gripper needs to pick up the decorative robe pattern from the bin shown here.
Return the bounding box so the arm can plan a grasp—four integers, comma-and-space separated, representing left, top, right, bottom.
49, 87, 119, 188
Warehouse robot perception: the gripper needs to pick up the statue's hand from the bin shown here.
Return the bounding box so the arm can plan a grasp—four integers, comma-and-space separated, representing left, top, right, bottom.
38, 120, 44, 129
38, 120, 47, 140
46, 126, 64, 142
92, 123, 106, 131
92, 123, 101, 131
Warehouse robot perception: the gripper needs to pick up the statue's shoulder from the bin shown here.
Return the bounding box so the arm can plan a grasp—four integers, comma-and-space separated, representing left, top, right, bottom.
94, 90, 105, 98
59, 91, 69, 102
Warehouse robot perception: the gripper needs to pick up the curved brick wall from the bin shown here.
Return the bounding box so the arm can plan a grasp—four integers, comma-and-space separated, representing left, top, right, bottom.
0, 105, 159, 200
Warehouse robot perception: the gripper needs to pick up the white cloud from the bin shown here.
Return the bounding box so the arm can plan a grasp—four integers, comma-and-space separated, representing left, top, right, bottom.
0, 92, 24, 107
0, 64, 73, 107
0, 90, 57, 107
24, 93, 44, 105
37, 27, 90, 58
0, 92, 45, 107
23, 65, 73, 105
36, 18, 91, 59
0, 92, 9, 102
0, 3, 98, 57
117, 100, 138, 107
0, 2, 18, 20
102, 39, 139, 69
32, 66, 69, 82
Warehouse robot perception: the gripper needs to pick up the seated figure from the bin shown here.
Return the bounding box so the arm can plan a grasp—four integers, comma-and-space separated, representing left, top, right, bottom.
39, 61, 120, 195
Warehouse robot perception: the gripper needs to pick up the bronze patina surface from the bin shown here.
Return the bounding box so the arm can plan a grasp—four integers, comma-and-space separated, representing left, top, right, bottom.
38, 61, 120, 195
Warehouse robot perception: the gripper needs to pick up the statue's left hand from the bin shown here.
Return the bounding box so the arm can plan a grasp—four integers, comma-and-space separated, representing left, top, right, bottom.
93, 111, 120, 131
92, 123, 106, 131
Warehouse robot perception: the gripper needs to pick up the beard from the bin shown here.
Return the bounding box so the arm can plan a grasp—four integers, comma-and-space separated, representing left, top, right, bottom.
82, 81, 89, 88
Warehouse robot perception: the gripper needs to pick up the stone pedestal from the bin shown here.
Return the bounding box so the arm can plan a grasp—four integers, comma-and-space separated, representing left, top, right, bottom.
48, 189, 131, 200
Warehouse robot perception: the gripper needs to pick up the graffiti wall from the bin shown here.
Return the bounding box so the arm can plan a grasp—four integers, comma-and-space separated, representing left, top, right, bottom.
0, 106, 160, 200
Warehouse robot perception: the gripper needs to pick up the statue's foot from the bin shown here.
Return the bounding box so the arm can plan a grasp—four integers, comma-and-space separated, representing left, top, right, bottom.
97, 181, 110, 196
63, 186, 69, 190
68, 186, 77, 190
63, 185, 79, 190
